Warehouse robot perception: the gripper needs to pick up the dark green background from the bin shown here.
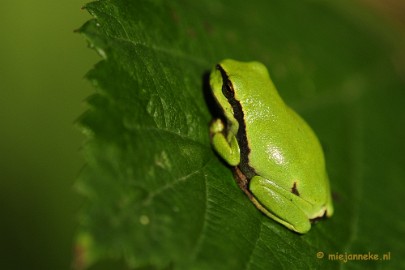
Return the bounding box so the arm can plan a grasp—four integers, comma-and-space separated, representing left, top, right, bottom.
0, 1, 97, 269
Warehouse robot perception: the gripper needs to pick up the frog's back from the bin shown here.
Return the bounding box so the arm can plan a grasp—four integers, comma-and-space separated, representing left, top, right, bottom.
226, 60, 328, 204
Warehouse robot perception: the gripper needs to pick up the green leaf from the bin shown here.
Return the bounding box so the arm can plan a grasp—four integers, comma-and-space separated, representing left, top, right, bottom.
76, 0, 405, 269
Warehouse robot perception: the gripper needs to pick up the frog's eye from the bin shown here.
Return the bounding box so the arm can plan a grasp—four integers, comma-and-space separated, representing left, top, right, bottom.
216, 64, 235, 99
222, 80, 234, 99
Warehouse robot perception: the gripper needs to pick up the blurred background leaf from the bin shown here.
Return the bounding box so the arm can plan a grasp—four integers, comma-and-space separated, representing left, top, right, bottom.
75, 0, 405, 270
0, 0, 404, 270
0, 0, 97, 269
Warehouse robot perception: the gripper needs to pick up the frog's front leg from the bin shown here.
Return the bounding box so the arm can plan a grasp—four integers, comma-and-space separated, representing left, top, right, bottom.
210, 119, 240, 166
249, 176, 311, 234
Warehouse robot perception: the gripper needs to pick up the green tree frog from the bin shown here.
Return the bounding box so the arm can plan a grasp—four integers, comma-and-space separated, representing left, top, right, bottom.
209, 59, 333, 233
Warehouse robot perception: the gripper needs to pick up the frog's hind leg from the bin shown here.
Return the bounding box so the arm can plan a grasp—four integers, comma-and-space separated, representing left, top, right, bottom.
249, 176, 311, 234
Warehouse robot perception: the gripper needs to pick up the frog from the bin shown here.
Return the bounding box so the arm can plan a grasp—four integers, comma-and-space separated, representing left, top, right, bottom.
209, 59, 333, 233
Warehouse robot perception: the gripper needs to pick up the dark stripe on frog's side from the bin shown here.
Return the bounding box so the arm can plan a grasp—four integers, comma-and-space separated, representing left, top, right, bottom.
216, 64, 257, 179
291, 182, 300, 196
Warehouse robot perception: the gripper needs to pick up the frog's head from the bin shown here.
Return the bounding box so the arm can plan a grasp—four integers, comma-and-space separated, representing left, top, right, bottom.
211, 59, 282, 108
